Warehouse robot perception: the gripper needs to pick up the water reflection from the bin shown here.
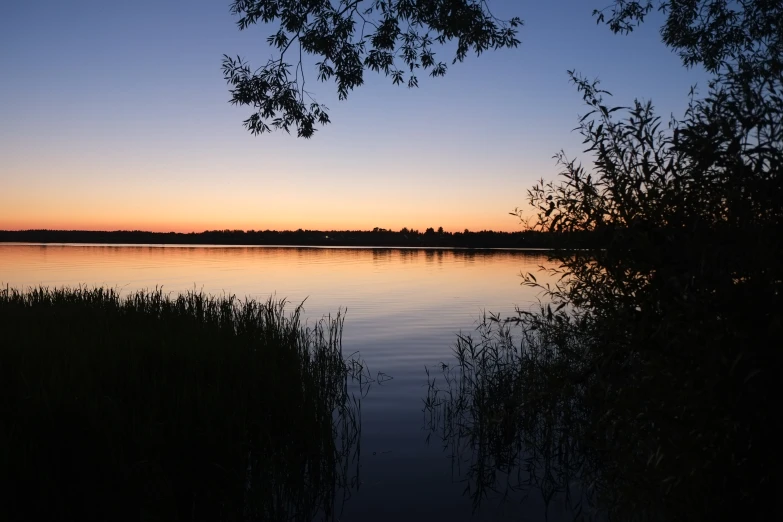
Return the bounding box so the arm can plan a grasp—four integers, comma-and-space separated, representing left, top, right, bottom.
0, 244, 558, 521
423, 313, 596, 521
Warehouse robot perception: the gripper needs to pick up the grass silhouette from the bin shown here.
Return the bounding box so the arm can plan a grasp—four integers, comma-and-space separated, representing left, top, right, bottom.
1, 285, 364, 521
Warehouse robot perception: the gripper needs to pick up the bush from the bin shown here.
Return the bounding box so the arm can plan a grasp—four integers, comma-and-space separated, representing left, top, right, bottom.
427, 59, 780, 521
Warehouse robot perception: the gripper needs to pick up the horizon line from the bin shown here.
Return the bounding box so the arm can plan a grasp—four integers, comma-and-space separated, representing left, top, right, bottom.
0, 227, 536, 235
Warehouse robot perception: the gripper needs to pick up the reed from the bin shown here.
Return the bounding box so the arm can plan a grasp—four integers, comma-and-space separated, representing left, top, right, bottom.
424, 310, 591, 518
424, 300, 773, 521
0, 285, 364, 522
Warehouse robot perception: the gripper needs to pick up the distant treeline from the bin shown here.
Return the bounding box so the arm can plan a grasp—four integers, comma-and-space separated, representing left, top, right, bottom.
0, 228, 596, 249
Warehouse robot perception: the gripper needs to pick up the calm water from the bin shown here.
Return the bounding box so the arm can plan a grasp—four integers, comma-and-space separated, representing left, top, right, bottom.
1, 243, 567, 521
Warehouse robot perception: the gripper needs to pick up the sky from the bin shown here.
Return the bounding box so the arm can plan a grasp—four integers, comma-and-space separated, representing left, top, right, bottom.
0, 0, 710, 233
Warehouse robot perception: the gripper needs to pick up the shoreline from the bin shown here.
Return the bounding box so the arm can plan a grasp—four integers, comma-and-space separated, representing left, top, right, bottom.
0, 241, 553, 251
0, 229, 590, 249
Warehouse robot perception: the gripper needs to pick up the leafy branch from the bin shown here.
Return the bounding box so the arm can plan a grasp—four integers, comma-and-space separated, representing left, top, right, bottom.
224, 0, 522, 137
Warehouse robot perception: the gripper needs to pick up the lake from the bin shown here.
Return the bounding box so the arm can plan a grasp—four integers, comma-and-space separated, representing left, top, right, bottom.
1, 243, 571, 521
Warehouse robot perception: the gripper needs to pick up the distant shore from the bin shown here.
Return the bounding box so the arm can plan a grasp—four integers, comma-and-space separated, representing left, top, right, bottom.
0, 229, 593, 249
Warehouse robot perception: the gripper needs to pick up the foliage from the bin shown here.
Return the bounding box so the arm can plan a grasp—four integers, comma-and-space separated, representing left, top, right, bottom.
223, 0, 521, 137
0, 286, 371, 522
429, 2, 780, 518
593, 0, 783, 74
428, 63, 781, 511
526, 62, 781, 317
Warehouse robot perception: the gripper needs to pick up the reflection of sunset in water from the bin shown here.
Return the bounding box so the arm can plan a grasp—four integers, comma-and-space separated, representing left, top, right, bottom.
0, 243, 563, 521
0, 244, 555, 323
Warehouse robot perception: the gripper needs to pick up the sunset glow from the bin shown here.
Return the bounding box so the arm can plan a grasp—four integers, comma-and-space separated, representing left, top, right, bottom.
1, 0, 707, 233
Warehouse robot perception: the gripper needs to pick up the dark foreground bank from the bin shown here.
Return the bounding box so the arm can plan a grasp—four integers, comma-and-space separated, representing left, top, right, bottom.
0, 286, 364, 522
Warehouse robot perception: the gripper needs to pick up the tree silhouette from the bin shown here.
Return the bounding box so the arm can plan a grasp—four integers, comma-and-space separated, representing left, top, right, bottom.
223, 0, 521, 137
426, 1, 779, 519
593, 0, 782, 74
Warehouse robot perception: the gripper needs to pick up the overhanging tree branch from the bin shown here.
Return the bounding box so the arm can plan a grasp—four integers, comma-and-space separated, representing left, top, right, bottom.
224, 0, 522, 138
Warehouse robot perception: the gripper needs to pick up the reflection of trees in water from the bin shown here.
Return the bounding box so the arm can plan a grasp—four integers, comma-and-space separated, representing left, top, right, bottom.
371, 248, 393, 263
398, 249, 420, 262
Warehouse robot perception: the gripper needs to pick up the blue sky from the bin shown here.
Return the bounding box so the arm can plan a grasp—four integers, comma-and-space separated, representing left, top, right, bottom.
0, 0, 709, 232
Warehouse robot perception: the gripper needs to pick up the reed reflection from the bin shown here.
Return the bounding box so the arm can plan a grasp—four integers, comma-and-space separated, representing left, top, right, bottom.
424, 312, 599, 520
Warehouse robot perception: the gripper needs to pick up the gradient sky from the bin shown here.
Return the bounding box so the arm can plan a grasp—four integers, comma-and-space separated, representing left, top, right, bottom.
0, 0, 709, 233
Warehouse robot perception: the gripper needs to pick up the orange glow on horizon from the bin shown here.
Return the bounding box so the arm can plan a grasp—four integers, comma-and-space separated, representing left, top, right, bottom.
0, 221, 526, 234
0, 164, 534, 235
0, 210, 531, 234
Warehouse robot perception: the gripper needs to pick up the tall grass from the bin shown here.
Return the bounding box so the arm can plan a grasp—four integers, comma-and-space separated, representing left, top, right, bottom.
423, 310, 593, 519
425, 298, 773, 521
1, 285, 365, 522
